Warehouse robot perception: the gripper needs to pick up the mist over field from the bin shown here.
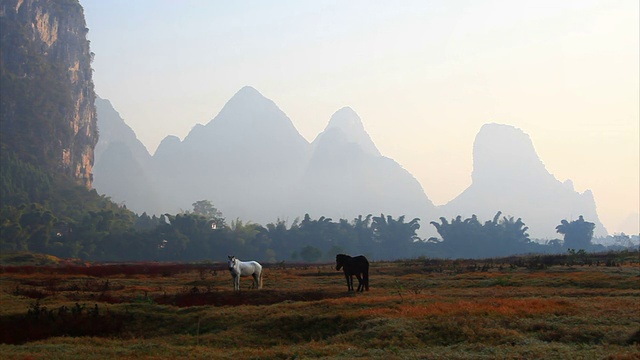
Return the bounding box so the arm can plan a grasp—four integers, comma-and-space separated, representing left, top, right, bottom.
83, 0, 639, 236
1, 0, 637, 263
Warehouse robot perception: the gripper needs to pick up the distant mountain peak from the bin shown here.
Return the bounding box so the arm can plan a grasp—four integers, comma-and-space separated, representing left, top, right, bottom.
236, 85, 260, 95
228, 85, 279, 105
316, 107, 380, 156
209, 86, 271, 122
179, 85, 308, 157
326, 107, 360, 129
472, 123, 550, 184
204, 86, 290, 130
154, 135, 182, 157
441, 122, 607, 238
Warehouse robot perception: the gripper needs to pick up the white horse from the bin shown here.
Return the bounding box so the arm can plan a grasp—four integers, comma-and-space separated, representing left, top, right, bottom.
227, 255, 263, 290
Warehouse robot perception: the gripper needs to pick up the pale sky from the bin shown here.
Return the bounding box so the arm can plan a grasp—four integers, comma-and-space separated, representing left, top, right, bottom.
82, 0, 639, 235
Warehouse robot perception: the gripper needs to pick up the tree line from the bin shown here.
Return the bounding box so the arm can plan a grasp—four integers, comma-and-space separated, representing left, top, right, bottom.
2, 195, 610, 262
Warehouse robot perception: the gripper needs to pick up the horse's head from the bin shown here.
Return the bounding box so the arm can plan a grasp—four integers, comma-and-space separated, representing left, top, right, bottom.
336, 254, 346, 271
227, 255, 237, 270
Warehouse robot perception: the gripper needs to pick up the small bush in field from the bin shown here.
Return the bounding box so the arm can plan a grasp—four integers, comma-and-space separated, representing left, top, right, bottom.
626, 329, 640, 345
0, 301, 129, 344
12, 284, 48, 299
535, 325, 606, 344
1, 262, 220, 278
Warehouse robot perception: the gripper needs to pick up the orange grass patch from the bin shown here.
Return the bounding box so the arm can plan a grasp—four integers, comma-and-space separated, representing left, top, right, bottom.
359, 297, 576, 318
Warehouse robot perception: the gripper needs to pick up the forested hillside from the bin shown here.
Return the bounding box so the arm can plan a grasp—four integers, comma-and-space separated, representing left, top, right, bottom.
0, 0, 134, 258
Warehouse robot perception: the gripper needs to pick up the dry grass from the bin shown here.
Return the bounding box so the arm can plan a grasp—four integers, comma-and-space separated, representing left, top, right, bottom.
0, 254, 639, 359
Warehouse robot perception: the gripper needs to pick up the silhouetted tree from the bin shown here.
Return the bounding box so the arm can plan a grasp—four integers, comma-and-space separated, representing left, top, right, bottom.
300, 245, 322, 262
429, 212, 531, 258
134, 212, 159, 231
225, 219, 265, 260
556, 215, 595, 250
352, 214, 374, 253
18, 204, 57, 253
191, 200, 225, 229
263, 219, 290, 260
0, 205, 30, 252
372, 214, 420, 259
154, 214, 190, 261
429, 215, 482, 258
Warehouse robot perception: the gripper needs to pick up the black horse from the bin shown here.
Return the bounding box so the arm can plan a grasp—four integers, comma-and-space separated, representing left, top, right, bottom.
335, 254, 369, 292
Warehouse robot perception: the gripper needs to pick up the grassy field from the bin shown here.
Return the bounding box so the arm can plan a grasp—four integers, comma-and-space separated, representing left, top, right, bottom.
0, 251, 639, 359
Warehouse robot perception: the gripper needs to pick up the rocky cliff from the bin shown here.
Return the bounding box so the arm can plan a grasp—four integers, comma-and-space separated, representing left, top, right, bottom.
0, 0, 97, 188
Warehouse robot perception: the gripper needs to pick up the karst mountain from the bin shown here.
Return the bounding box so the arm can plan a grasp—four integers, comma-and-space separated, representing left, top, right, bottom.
94, 87, 436, 226
439, 123, 607, 239
93, 88, 606, 239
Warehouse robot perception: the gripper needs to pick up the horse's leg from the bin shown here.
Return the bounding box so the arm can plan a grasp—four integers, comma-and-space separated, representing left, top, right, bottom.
364, 269, 369, 291
258, 269, 263, 289
344, 273, 352, 291
355, 273, 364, 292
252, 273, 259, 289
234, 275, 240, 291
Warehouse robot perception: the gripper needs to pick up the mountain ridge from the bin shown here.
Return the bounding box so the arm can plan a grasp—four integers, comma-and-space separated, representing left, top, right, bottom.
93, 87, 607, 238
93, 97, 162, 214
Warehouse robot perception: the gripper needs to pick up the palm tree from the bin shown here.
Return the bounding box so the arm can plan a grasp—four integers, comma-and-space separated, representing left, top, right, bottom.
429, 212, 530, 258
556, 215, 595, 250
372, 214, 421, 259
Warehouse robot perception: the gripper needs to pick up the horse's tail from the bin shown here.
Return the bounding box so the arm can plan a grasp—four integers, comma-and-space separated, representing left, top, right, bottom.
258, 266, 263, 289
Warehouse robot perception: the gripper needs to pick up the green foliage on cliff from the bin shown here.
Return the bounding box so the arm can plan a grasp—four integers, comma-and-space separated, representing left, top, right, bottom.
1, 0, 97, 188
0, 154, 53, 205
0, 152, 139, 258
0, 12, 74, 173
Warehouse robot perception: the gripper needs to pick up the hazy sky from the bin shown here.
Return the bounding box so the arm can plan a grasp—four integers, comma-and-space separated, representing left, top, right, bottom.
82, 0, 639, 235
